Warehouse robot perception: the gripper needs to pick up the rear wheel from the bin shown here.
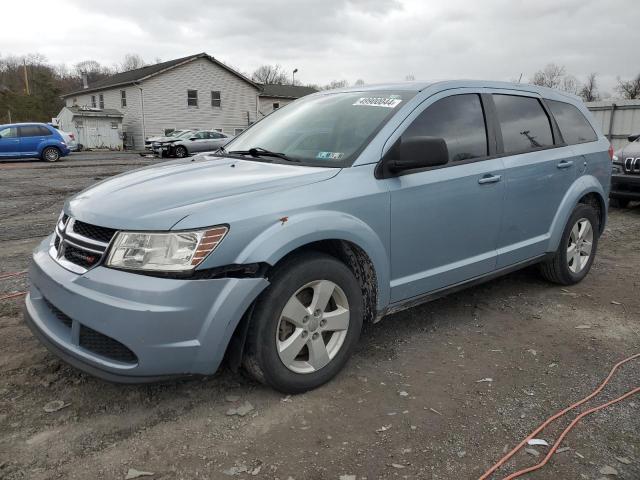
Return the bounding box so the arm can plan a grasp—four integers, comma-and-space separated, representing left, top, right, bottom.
42, 147, 60, 162
243, 252, 363, 393
174, 146, 188, 158
540, 204, 599, 285
610, 198, 630, 208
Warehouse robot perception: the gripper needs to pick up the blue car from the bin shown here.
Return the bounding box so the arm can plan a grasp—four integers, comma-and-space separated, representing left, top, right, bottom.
0, 122, 70, 162
24, 81, 611, 393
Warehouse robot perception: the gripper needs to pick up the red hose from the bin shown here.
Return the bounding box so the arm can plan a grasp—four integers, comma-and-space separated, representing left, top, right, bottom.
0, 270, 27, 280
0, 291, 26, 301
479, 353, 640, 479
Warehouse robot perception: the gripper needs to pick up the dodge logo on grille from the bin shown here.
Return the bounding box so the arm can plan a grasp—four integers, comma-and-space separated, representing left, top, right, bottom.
624, 157, 640, 174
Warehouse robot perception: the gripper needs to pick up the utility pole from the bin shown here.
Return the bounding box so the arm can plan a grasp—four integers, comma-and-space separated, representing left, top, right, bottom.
7, 109, 11, 123
292, 68, 298, 86
23, 59, 30, 95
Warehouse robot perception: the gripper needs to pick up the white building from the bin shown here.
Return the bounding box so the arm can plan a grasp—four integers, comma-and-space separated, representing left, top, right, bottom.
258, 84, 318, 118
60, 53, 261, 150
56, 106, 124, 150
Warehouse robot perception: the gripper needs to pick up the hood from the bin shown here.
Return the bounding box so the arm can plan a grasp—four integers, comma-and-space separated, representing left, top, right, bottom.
616, 141, 640, 159
66, 156, 340, 230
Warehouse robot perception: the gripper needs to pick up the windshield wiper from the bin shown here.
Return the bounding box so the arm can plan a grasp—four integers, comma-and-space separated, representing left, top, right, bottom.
228, 147, 299, 162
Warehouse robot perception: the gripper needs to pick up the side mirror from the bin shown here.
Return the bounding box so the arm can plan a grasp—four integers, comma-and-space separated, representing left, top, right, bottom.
381, 136, 449, 175
628, 134, 640, 143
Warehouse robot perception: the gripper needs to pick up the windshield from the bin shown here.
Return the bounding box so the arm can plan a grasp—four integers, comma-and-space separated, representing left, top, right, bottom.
225, 90, 416, 166
176, 130, 194, 138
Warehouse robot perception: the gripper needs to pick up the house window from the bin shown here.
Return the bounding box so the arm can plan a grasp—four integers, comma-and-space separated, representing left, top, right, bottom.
121, 90, 127, 107
273, 102, 280, 110
214, 128, 223, 133
75, 120, 84, 128
211, 91, 221, 107
110, 121, 119, 129
234, 128, 244, 136
72, 97, 77, 105
99, 94, 104, 109
90, 95, 96, 108
187, 90, 198, 107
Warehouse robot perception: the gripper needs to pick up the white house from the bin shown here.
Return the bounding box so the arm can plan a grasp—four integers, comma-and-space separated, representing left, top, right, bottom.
60, 53, 261, 150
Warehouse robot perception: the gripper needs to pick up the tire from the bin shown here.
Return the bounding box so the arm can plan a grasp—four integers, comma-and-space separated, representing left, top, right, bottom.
174, 146, 188, 158
610, 198, 630, 209
42, 147, 60, 162
539, 203, 599, 285
243, 252, 363, 393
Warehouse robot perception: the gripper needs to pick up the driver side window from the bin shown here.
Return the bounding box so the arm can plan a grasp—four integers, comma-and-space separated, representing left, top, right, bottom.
403, 94, 488, 163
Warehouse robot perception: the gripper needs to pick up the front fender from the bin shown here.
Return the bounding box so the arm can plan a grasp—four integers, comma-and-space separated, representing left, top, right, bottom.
548, 175, 607, 252
234, 210, 390, 309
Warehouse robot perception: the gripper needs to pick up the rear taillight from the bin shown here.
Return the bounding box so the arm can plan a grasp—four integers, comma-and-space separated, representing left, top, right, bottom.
608, 144, 614, 161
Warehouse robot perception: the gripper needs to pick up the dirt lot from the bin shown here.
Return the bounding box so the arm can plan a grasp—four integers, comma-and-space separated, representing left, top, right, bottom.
0, 154, 638, 480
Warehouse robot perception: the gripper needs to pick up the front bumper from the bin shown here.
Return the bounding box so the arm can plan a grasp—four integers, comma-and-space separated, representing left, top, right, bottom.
24, 237, 268, 382
611, 173, 640, 200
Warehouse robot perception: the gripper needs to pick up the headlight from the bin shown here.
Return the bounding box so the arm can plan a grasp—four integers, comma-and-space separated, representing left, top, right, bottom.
106, 226, 228, 272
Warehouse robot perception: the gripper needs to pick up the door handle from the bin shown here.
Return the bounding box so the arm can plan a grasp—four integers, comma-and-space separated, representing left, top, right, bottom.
557, 160, 574, 169
478, 174, 502, 184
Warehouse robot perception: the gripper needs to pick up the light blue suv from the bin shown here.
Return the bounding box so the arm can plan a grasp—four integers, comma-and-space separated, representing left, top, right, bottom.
24, 81, 611, 392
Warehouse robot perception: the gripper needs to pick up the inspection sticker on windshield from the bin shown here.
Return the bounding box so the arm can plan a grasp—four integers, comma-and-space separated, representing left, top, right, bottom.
353, 97, 402, 108
317, 151, 344, 160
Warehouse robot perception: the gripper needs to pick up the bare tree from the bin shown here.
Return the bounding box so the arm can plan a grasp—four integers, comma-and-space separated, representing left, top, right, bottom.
251, 64, 289, 84
561, 74, 579, 95
405, 74, 415, 81
579, 73, 600, 102
322, 80, 349, 90
616, 74, 640, 99
121, 53, 146, 72
354, 79, 365, 87
532, 63, 566, 89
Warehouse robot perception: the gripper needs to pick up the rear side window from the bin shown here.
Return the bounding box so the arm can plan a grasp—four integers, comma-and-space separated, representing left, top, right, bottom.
19, 125, 50, 137
403, 94, 488, 162
493, 94, 554, 154
547, 100, 597, 144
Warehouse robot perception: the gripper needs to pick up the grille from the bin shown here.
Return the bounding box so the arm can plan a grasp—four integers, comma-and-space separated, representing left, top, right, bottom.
79, 325, 137, 364
54, 235, 60, 249
72, 220, 117, 244
44, 298, 72, 328
64, 244, 101, 269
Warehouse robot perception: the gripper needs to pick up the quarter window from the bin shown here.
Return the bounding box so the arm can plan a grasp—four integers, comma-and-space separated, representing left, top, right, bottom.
19, 125, 49, 137
403, 94, 488, 162
493, 94, 554, 154
547, 100, 597, 145
211, 91, 221, 107
188, 90, 198, 107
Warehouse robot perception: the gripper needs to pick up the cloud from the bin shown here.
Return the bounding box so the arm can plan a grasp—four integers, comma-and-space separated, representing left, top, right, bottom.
0, 0, 637, 93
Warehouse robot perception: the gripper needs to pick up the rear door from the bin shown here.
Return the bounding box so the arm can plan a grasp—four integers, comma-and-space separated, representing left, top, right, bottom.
489, 92, 578, 268
189, 131, 210, 152
0, 126, 20, 157
18, 125, 49, 156
385, 90, 505, 302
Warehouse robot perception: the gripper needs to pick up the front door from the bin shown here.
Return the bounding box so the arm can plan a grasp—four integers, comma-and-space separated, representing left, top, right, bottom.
385, 91, 505, 303
0, 126, 20, 157
488, 92, 577, 268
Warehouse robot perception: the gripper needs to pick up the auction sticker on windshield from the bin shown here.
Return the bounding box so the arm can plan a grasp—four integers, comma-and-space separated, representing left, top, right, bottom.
353, 97, 402, 108
317, 151, 344, 160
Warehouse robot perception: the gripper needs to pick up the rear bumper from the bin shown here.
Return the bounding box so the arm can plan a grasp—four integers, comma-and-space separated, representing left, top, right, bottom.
25, 237, 268, 382
611, 174, 640, 200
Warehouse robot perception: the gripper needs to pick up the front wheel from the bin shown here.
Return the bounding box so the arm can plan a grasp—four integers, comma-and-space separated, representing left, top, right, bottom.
42, 147, 60, 162
539, 203, 599, 285
174, 146, 188, 158
243, 252, 363, 393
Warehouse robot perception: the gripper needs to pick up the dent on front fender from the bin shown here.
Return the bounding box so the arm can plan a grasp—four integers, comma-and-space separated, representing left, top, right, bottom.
548, 175, 607, 252
233, 210, 391, 309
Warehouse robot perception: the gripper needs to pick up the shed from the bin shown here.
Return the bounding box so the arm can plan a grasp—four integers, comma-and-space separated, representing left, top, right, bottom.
56, 106, 124, 150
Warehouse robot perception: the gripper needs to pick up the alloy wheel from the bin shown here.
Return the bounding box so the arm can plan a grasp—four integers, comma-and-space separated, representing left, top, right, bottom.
276, 280, 350, 374
567, 217, 593, 274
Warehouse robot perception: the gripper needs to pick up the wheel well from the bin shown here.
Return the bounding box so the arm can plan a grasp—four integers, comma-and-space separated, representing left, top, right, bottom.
224, 239, 379, 373
578, 192, 605, 234
267, 240, 379, 325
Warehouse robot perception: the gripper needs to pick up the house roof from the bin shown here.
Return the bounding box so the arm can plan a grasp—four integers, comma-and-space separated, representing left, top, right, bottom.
259, 84, 318, 99
62, 53, 259, 97
65, 106, 124, 117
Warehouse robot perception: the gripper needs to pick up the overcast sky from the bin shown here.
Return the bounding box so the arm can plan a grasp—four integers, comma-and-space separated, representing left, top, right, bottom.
1, 0, 638, 94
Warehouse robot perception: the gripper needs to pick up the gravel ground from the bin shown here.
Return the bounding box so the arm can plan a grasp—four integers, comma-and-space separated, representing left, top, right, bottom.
0, 154, 638, 480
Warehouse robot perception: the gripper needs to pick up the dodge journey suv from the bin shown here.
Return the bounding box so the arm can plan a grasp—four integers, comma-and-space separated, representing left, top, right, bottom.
25, 81, 611, 393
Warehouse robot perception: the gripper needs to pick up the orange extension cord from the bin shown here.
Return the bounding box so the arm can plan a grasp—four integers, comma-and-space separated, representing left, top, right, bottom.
480, 353, 640, 479
0, 271, 28, 301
